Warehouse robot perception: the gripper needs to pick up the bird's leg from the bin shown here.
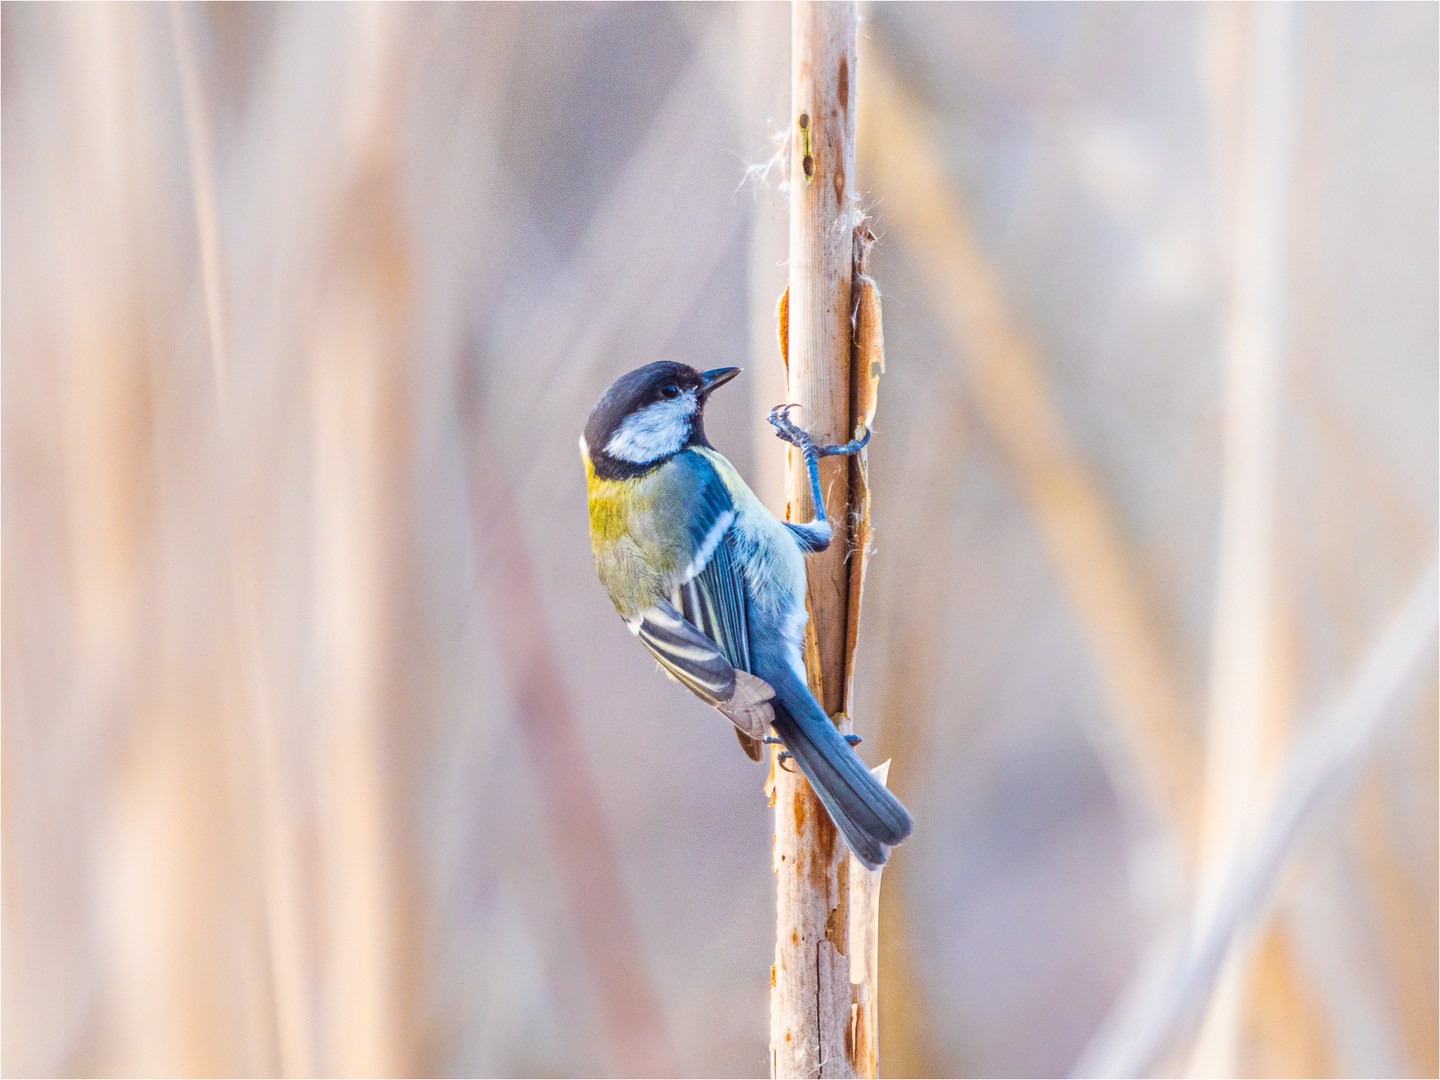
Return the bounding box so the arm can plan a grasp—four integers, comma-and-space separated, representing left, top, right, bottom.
768, 404, 871, 534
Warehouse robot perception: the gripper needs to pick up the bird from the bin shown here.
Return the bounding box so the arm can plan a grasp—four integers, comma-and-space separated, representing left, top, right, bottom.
579, 360, 913, 870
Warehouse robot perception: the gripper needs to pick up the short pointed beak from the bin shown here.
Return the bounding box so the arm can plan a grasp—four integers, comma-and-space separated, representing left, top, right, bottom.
700, 367, 742, 397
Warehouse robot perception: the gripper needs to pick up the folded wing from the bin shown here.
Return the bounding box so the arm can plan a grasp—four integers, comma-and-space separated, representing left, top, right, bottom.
634, 596, 775, 744
635, 450, 774, 759
675, 529, 770, 759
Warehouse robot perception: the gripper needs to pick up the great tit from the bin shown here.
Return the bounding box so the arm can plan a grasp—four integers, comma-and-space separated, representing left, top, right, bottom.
580, 361, 913, 870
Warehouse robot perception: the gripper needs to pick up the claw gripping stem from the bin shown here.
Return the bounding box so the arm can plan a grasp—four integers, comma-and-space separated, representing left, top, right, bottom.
768, 404, 871, 529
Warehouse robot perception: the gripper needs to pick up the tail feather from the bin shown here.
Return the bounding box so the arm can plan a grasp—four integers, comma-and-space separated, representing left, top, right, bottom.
769, 687, 914, 871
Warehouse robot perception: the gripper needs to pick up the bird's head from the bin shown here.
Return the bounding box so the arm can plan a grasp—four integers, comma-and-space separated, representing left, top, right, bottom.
581, 362, 741, 478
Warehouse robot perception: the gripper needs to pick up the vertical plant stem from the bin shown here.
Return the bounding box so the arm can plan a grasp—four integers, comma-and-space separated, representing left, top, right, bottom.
772, 4, 862, 1078
170, 8, 315, 1072
784, 1, 856, 681
311, 9, 420, 1073
1189, 5, 1296, 1074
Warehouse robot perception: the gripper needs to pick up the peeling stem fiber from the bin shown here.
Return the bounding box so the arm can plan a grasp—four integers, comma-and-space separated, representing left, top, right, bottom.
771, 3, 864, 1078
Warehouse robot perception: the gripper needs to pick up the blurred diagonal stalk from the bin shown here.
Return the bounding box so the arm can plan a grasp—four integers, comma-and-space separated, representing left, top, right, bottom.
872, 393, 968, 1080
860, 21, 1431, 1080
859, 56, 1201, 847
462, 416, 676, 1078
170, 3, 228, 413
1073, 560, 1439, 1078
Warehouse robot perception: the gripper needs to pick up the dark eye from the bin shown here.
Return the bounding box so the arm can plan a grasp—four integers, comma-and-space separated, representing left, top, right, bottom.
660, 384, 680, 400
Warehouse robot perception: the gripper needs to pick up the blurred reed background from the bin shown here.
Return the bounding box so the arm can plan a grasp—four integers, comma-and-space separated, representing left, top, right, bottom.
2, 3, 1435, 1077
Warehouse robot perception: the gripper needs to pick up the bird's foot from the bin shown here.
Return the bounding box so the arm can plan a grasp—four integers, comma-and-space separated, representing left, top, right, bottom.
761, 732, 856, 768
767, 405, 815, 460
768, 404, 871, 459
762, 735, 798, 773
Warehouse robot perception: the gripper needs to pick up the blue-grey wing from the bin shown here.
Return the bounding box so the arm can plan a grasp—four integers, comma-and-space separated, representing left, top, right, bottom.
635, 599, 735, 702
673, 529, 770, 760
634, 598, 775, 745
677, 530, 752, 674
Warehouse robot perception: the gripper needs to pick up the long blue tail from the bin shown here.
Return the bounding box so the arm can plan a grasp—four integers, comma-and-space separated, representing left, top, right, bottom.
769, 676, 913, 870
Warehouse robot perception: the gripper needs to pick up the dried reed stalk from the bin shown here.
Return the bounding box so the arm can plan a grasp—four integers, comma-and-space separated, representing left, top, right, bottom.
42, 8, 235, 1075
1188, 5, 1298, 1073
841, 234, 887, 1079
309, 9, 413, 1069
170, 7, 316, 1073
771, 4, 885, 1077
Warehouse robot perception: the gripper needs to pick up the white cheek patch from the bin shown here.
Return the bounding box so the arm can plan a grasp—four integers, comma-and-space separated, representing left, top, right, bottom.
605, 391, 697, 463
